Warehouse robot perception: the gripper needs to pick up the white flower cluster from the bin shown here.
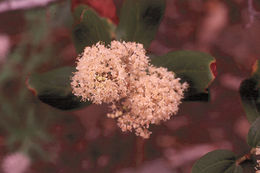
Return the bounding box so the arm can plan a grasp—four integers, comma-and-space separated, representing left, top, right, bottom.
71, 41, 188, 138
2, 152, 30, 173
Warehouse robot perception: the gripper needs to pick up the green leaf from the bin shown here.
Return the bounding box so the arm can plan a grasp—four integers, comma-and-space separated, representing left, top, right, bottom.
239, 78, 260, 123
116, 0, 166, 48
72, 5, 111, 54
247, 117, 260, 147
191, 150, 242, 173
223, 164, 243, 173
151, 50, 215, 101
27, 67, 90, 110
239, 60, 260, 123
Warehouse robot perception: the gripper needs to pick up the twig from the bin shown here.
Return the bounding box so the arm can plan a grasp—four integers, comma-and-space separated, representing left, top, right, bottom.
0, 0, 60, 13
236, 148, 255, 166
236, 153, 251, 165
234, 148, 260, 173
135, 137, 145, 166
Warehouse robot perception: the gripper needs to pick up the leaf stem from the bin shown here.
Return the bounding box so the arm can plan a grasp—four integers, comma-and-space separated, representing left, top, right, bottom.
236, 148, 256, 165
135, 137, 145, 167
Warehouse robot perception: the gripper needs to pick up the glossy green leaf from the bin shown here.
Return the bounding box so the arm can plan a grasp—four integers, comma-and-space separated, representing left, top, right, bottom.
191, 150, 242, 173
239, 60, 260, 123
151, 51, 215, 101
116, 0, 166, 48
223, 164, 244, 173
239, 78, 260, 123
27, 67, 90, 110
72, 5, 111, 53
247, 117, 260, 147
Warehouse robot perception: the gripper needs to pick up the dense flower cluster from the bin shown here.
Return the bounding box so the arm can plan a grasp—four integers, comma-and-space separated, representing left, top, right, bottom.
71, 41, 188, 138
2, 152, 30, 173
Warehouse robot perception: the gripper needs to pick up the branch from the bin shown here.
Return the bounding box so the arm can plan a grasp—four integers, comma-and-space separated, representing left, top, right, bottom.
135, 137, 145, 166
0, 0, 60, 13
236, 147, 260, 173
236, 148, 255, 166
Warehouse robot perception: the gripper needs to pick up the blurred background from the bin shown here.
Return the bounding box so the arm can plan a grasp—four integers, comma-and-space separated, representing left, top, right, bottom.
0, 0, 259, 172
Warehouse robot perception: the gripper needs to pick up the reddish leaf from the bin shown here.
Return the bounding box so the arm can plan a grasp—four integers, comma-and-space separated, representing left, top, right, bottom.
210, 61, 217, 78
71, 0, 118, 24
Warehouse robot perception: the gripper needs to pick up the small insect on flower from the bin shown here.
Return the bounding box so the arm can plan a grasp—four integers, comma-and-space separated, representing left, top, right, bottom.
71, 41, 188, 138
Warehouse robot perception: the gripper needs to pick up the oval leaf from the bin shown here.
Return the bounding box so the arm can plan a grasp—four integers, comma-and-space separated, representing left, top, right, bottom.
191, 150, 242, 173
239, 78, 260, 123
247, 117, 260, 147
239, 60, 260, 123
116, 0, 166, 48
27, 67, 91, 110
223, 164, 243, 173
72, 5, 112, 53
151, 50, 215, 101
